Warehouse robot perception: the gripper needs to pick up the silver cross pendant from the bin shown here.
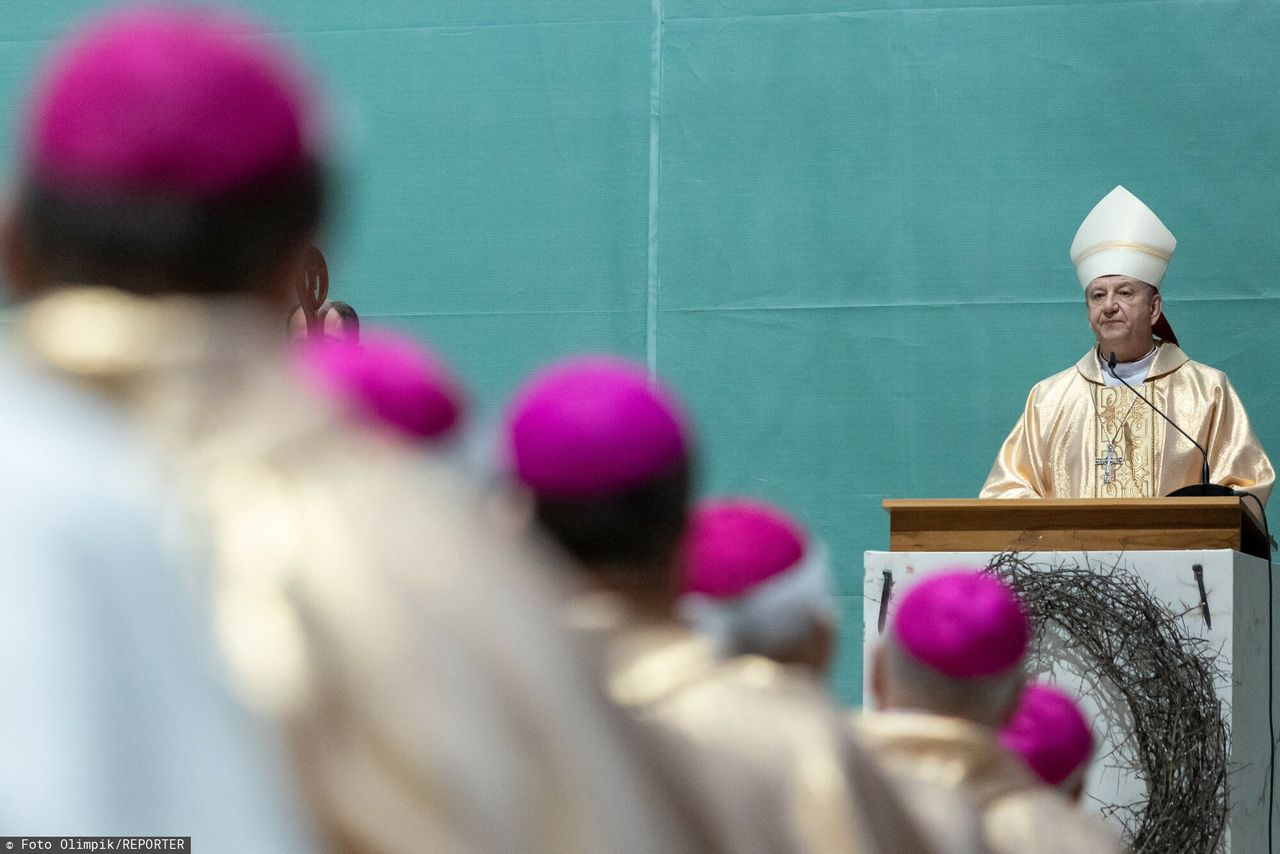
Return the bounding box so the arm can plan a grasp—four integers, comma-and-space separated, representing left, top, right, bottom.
1095, 440, 1124, 485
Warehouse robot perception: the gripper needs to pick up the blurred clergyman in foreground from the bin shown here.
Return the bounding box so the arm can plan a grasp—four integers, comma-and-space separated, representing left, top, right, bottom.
859, 572, 1124, 854
3, 7, 700, 852
679, 498, 838, 675
504, 355, 951, 854
675, 499, 989, 854
0, 357, 311, 851
293, 329, 466, 445
1000, 682, 1095, 804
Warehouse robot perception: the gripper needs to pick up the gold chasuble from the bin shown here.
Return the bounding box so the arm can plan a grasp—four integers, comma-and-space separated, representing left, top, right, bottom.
576, 596, 943, 854
857, 712, 1125, 854
981, 344, 1274, 503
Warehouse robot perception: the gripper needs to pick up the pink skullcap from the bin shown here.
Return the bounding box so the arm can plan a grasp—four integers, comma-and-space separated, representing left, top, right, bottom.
507, 356, 689, 499
1000, 683, 1094, 786
682, 499, 808, 598
296, 331, 465, 442
891, 570, 1029, 679
23, 6, 314, 196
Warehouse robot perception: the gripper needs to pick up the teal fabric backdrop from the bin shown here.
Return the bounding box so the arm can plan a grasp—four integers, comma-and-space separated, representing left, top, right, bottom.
3, 1, 1277, 705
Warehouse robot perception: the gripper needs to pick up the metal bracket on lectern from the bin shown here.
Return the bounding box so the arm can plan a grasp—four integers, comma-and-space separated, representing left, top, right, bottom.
1192, 563, 1211, 629
877, 570, 894, 635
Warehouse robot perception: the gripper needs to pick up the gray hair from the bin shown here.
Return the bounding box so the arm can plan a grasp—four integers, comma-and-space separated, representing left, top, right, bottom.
880, 638, 1026, 727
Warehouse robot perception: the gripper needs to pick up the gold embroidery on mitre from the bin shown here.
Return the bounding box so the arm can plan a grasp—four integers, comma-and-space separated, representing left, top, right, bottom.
1072, 240, 1173, 266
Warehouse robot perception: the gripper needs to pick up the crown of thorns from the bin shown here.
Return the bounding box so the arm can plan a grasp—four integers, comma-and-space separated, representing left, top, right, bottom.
986, 553, 1229, 854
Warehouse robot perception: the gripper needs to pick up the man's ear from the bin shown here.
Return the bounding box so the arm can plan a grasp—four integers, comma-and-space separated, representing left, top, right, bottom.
2, 202, 42, 302
1149, 287, 1163, 324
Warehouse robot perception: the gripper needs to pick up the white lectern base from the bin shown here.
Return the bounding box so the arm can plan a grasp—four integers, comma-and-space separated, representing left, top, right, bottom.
862, 549, 1276, 853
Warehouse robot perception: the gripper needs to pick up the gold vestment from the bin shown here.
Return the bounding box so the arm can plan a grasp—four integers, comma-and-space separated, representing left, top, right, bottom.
981, 344, 1274, 503
857, 712, 1126, 854
576, 596, 954, 854
14, 287, 700, 854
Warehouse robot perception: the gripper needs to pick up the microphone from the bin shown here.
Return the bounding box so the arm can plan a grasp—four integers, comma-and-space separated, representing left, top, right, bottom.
1105, 351, 1234, 497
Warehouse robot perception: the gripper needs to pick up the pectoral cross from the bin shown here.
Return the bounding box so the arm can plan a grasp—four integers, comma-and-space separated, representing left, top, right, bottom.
1095, 441, 1123, 485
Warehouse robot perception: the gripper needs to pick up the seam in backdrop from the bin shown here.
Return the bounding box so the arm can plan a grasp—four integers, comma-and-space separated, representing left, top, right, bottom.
646, 0, 665, 376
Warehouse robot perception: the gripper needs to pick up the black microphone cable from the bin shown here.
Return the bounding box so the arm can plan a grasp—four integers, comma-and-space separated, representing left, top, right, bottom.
1238, 490, 1274, 851
1107, 350, 1272, 840
1106, 350, 1213, 487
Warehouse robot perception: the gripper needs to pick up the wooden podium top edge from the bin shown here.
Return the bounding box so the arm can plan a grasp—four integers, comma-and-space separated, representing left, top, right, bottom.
880, 497, 1266, 558
882, 498, 1243, 510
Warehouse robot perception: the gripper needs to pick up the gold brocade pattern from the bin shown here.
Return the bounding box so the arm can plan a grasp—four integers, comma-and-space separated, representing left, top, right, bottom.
1092, 386, 1158, 498
14, 287, 703, 854
857, 712, 1125, 854
981, 344, 1274, 503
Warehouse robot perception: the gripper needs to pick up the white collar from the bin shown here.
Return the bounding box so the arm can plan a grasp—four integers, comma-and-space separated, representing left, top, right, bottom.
1100, 346, 1157, 388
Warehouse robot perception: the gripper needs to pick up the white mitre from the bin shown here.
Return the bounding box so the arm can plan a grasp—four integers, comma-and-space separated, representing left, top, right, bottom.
1070, 186, 1176, 289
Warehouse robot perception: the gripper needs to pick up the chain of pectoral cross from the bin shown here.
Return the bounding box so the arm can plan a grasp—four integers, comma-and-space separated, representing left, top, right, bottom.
1091, 385, 1142, 485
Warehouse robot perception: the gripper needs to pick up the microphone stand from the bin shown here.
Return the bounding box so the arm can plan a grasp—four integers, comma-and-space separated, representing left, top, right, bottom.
1104, 351, 1236, 498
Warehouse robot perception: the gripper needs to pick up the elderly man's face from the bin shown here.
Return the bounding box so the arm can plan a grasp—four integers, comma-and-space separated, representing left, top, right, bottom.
1085, 275, 1161, 360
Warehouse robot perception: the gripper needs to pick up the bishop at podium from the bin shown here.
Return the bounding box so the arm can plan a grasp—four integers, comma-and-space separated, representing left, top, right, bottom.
981, 186, 1274, 503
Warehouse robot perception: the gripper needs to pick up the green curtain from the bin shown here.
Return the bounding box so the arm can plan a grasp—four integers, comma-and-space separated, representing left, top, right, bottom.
3, 0, 1276, 705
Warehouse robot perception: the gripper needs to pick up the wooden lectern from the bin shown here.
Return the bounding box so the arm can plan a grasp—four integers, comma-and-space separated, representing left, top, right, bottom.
864, 496, 1276, 852
883, 497, 1270, 559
